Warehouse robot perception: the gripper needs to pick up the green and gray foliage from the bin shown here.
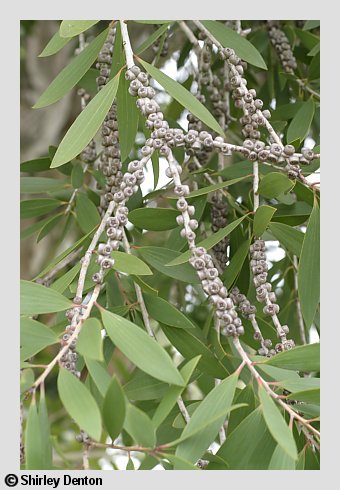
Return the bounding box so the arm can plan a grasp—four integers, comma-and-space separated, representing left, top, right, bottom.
20, 19, 320, 471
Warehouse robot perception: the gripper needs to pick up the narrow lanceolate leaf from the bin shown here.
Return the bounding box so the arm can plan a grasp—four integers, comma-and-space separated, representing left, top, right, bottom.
59, 20, 99, 38
269, 223, 304, 257
138, 247, 200, 283
258, 173, 294, 199
102, 376, 126, 442
258, 385, 298, 460
20, 317, 59, 361
223, 237, 251, 289
58, 368, 102, 440
262, 343, 320, 372
138, 58, 224, 136
76, 318, 103, 361
101, 309, 184, 386
287, 98, 315, 144
128, 207, 179, 231
135, 23, 171, 54
187, 175, 252, 198
20, 177, 66, 194
143, 294, 195, 329
37, 214, 64, 242
39, 391, 53, 469
21, 199, 62, 219
268, 445, 296, 470
76, 193, 101, 233
20, 280, 72, 315
152, 356, 201, 428
34, 28, 108, 108
51, 73, 120, 167
111, 251, 153, 276
124, 404, 156, 448
201, 20, 267, 70
253, 205, 277, 237
160, 454, 198, 470
117, 71, 139, 161
167, 215, 247, 266
175, 373, 238, 466
298, 201, 320, 327
216, 408, 276, 470
25, 400, 44, 469
85, 359, 111, 397
39, 30, 72, 57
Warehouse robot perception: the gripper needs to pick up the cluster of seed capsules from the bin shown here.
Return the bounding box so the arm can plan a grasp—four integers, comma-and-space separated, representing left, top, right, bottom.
59, 302, 82, 376
210, 191, 229, 271
229, 286, 276, 356
95, 28, 124, 216
124, 63, 244, 338
267, 22, 297, 73
250, 239, 295, 353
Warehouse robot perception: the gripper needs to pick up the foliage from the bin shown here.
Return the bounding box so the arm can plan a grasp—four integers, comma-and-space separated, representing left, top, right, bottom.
20, 19, 320, 471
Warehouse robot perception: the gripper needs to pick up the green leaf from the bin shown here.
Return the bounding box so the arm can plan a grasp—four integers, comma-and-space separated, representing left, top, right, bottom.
75, 193, 101, 233
20, 317, 59, 361
59, 20, 99, 38
269, 223, 304, 257
262, 343, 320, 372
71, 161, 84, 189
34, 28, 108, 108
123, 371, 167, 401
21, 369, 35, 394
138, 58, 224, 136
286, 389, 319, 404
39, 391, 53, 469
85, 359, 111, 397
76, 318, 103, 361
135, 23, 171, 54
287, 99, 315, 144
160, 453, 198, 470
50, 263, 81, 294
187, 175, 252, 198
138, 247, 200, 283
51, 72, 120, 167
25, 400, 44, 469
21, 157, 51, 172
152, 356, 201, 428
21, 177, 66, 194
101, 309, 184, 386
272, 202, 312, 226
268, 445, 296, 470
126, 458, 135, 470
167, 215, 247, 266
303, 20, 320, 31
217, 407, 276, 469
258, 173, 294, 199
37, 214, 64, 242
58, 368, 102, 440
223, 238, 251, 289
258, 385, 298, 460
21, 198, 62, 219
39, 30, 72, 57
201, 20, 267, 70
20, 280, 72, 315
277, 377, 320, 393
308, 43, 320, 56
161, 325, 228, 379
111, 251, 152, 276
124, 404, 156, 447
175, 373, 238, 465
34, 227, 95, 280
117, 71, 140, 161
143, 293, 195, 329
298, 201, 320, 328
253, 205, 276, 237
102, 376, 126, 441
128, 207, 179, 231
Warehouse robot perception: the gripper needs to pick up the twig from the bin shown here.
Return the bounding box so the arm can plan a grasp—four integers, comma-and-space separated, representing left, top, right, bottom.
82, 443, 90, 470
253, 161, 259, 212
32, 285, 101, 390
36, 249, 81, 286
